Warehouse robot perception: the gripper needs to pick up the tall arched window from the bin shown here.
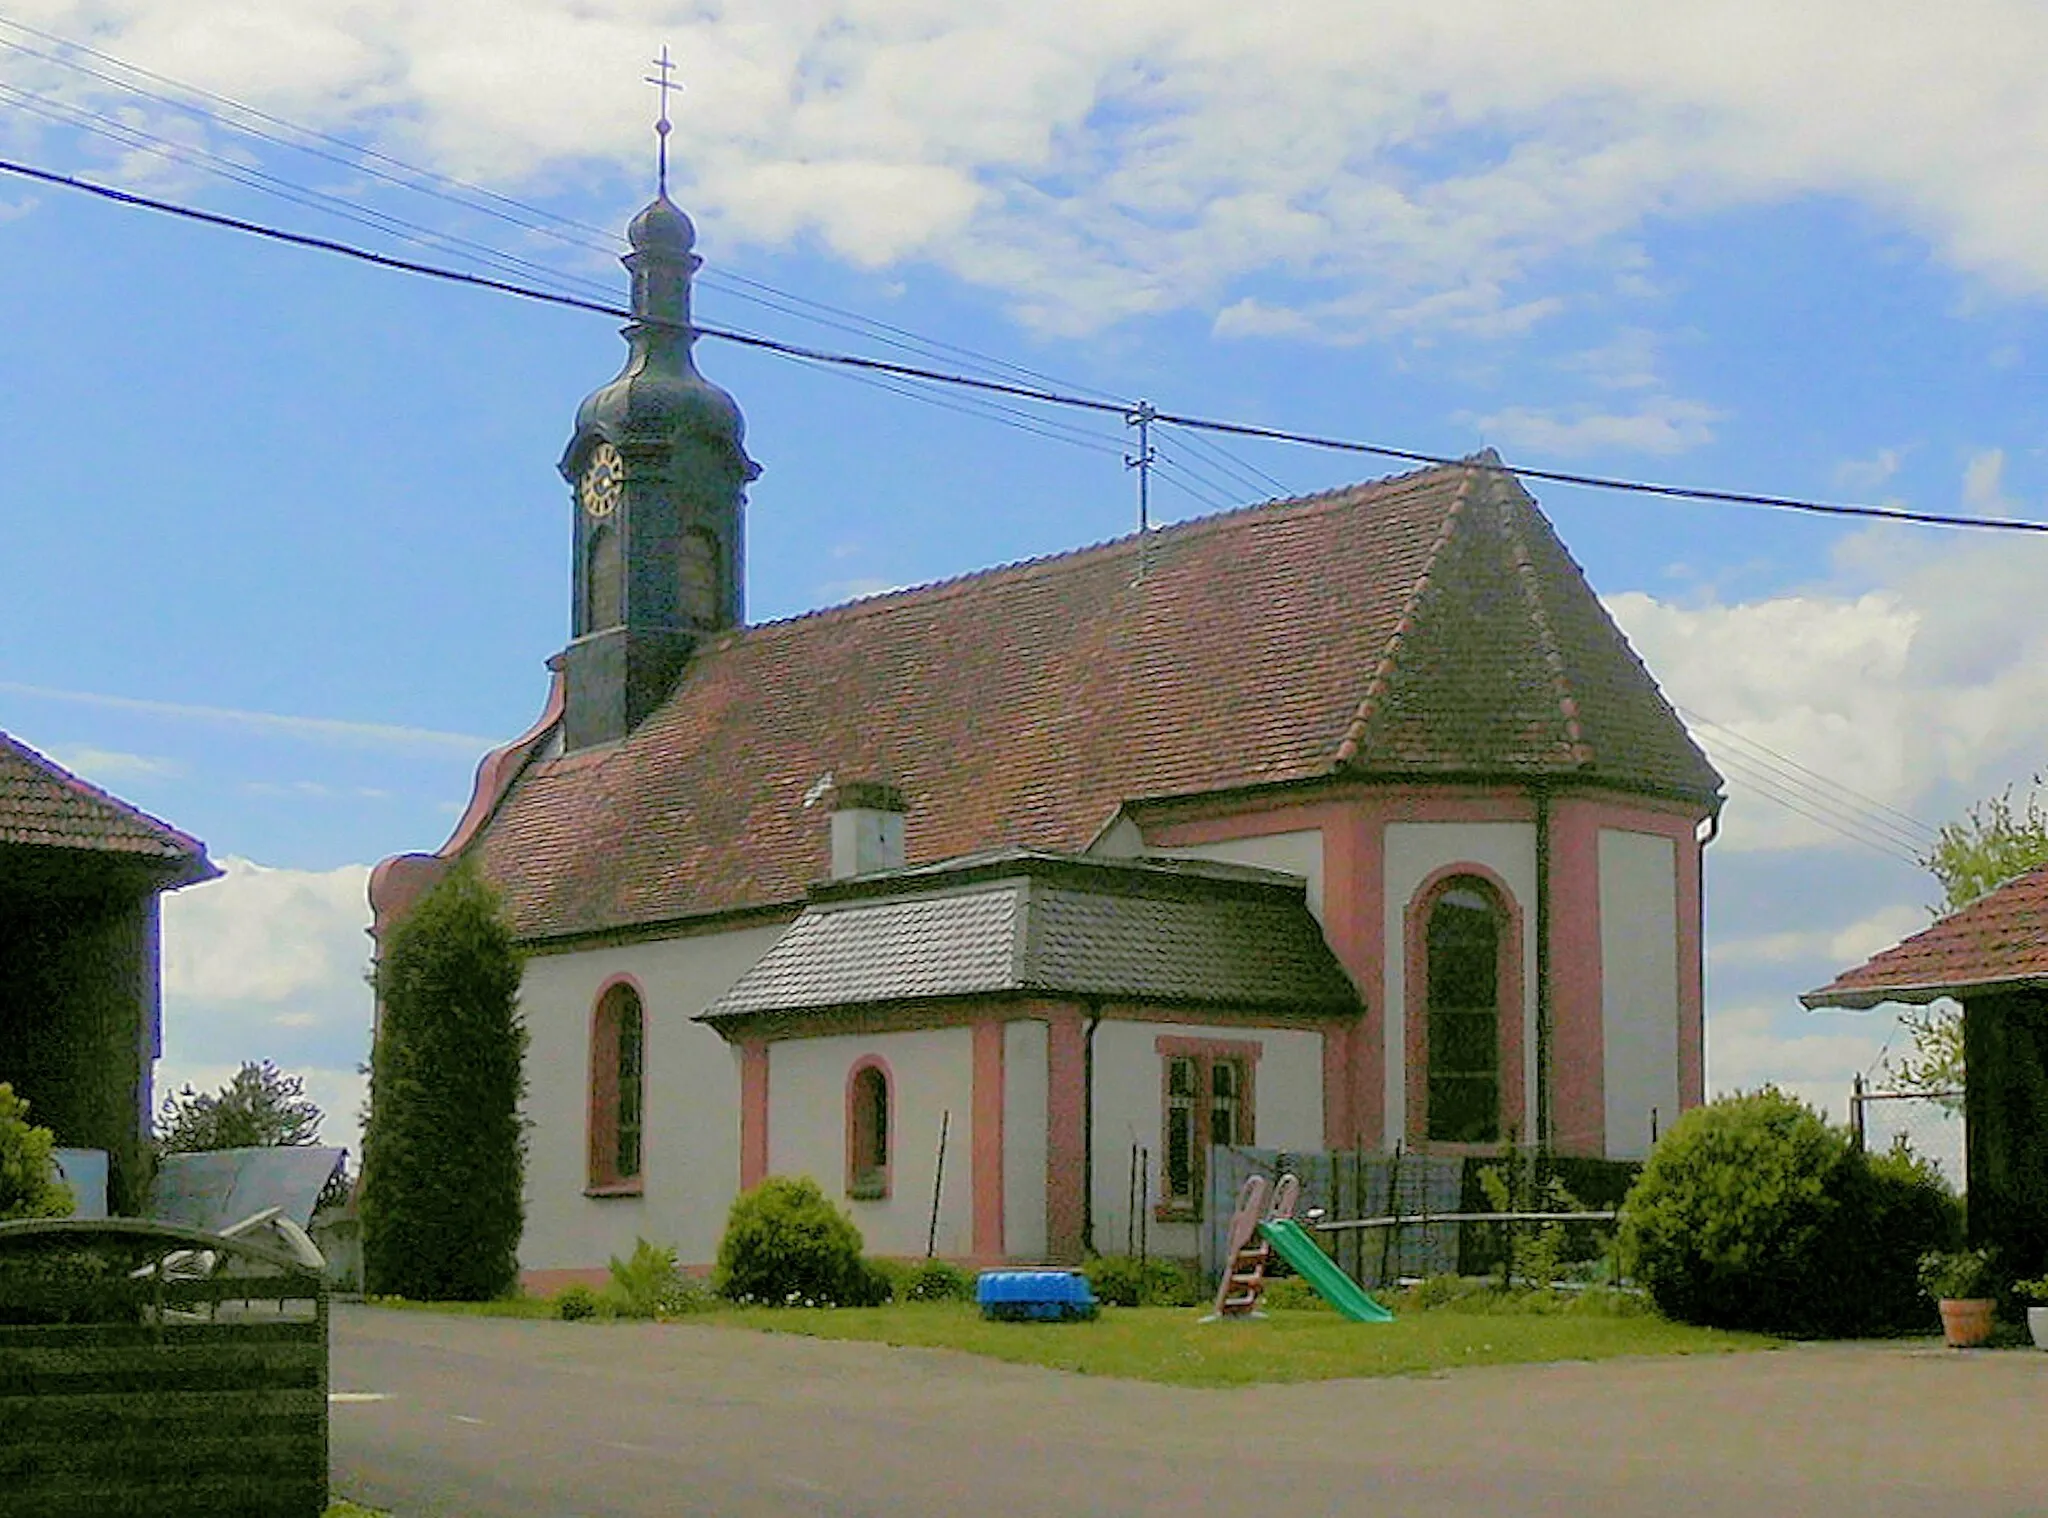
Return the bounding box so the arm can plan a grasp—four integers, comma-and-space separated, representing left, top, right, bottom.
846, 1059, 890, 1201
588, 983, 645, 1192
1426, 880, 1503, 1143
679, 526, 720, 627
586, 523, 622, 632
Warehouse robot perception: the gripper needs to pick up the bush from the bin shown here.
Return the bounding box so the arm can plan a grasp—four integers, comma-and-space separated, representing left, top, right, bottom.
1083, 1255, 1199, 1307
714, 1176, 884, 1306
556, 1284, 599, 1320
1619, 1088, 1960, 1336
1261, 1276, 1333, 1311
903, 1259, 975, 1302
0, 1084, 73, 1222
362, 864, 528, 1301
606, 1237, 710, 1319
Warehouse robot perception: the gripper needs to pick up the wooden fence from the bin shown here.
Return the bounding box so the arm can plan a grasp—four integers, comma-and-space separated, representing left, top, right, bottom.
0, 1217, 329, 1518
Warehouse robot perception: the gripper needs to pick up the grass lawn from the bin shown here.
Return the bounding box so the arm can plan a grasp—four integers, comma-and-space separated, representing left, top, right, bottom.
324, 1503, 389, 1517
362, 1292, 1773, 1387
708, 1300, 1774, 1386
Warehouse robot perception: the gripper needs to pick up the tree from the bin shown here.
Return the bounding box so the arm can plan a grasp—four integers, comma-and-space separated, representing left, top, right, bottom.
1887, 778, 2048, 1111
155, 1059, 325, 1154
0, 1084, 73, 1221
361, 862, 527, 1300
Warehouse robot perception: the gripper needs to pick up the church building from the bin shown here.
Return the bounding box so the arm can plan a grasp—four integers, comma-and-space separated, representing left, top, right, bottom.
370, 176, 1723, 1291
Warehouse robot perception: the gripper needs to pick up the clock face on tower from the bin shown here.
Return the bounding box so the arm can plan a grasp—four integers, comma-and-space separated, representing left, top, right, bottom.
579, 442, 624, 519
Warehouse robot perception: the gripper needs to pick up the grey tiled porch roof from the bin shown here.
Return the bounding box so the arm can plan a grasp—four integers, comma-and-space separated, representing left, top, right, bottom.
698, 850, 1361, 1026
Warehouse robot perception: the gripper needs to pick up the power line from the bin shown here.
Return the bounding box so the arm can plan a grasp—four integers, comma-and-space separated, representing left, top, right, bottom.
8, 151, 2048, 540
1680, 706, 1936, 847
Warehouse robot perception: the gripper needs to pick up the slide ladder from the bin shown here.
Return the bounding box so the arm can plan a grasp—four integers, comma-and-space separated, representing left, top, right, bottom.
1208, 1173, 1298, 1319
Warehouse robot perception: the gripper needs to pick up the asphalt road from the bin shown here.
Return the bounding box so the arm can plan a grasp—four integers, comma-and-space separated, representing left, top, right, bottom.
330, 1304, 2048, 1517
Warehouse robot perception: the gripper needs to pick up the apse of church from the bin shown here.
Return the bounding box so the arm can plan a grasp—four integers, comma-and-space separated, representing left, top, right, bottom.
557, 184, 759, 751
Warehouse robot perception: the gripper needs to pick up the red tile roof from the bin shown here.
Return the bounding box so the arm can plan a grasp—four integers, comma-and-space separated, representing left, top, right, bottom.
463, 457, 1721, 941
1803, 864, 2048, 1009
0, 732, 215, 884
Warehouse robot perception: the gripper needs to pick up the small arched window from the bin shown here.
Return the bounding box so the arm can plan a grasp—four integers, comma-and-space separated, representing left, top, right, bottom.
1426, 881, 1502, 1143
588, 983, 645, 1192
587, 523, 622, 632
846, 1060, 890, 1201
679, 526, 720, 627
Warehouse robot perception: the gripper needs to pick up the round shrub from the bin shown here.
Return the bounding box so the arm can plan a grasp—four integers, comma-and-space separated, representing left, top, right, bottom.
714, 1176, 875, 1306
1619, 1088, 1959, 1336
904, 1259, 974, 1302
555, 1283, 599, 1320
1083, 1255, 1197, 1307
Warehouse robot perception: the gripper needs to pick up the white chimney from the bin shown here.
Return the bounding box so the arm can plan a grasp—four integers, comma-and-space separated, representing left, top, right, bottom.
828, 781, 907, 878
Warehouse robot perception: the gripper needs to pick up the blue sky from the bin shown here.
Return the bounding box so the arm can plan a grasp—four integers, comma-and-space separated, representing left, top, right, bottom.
8, 1, 2045, 1173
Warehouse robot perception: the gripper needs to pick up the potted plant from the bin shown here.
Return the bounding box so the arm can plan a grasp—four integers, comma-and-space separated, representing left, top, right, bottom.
2014, 1276, 2048, 1351
1919, 1248, 1996, 1347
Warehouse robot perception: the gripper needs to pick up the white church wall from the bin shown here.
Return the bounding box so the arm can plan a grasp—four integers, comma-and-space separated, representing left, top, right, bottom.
519, 923, 787, 1274
767, 1028, 977, 1260
1003, 1019, 1049, 1262
1382, 822, 1538, 1149
1089, 1018, 1324, 1261
1599, 829, 1680, 1159
1151, 829, 1325, 921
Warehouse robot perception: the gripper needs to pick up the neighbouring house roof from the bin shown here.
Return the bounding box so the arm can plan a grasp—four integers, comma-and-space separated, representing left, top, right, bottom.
0, 731, 216, 887
699, 850, 1361, 1027
1802, 863, 2048, 1009
464, 456, 1721, 941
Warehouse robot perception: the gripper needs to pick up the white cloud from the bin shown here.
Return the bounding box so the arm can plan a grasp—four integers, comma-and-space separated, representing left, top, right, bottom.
41, 745, 183, 782
1607, 451, 2048, 855
163, 856, 372, 1004
1710, 902, 1929, 972
1961, 448, 2010, 515
1475, 394, 1723, 457
1834, 447, 1904, 495
15, 1, 2048, 336
158, 857, 375, 1159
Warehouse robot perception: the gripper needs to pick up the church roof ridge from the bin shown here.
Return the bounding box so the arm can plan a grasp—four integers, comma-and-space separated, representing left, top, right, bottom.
734, 458, 1464, 639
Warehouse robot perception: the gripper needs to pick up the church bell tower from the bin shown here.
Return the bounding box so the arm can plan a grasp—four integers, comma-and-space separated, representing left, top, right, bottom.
559, 73, 758, 751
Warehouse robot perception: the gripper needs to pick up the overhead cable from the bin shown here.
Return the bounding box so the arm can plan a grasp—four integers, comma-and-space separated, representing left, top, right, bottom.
6, 154, 2048, 539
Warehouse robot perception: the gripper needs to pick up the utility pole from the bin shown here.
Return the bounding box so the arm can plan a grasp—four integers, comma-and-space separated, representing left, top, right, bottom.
1126, 399, 1157, 581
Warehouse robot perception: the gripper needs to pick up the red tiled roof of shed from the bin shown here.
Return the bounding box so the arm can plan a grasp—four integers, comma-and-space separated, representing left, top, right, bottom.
1803, 863, 2048, 1009
460, 458, 1721, 941
0, 731, 216, 885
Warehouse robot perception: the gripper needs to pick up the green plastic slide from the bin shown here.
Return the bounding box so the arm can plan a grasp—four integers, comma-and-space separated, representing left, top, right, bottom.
1257, 1218, 1395, 1322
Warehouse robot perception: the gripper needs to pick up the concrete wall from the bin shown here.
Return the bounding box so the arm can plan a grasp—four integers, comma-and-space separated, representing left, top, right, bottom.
1003, 1019, 1049, 1262
1088, 1018, 1324, 1261
1153, 828, 1325, 921
1381, 822, 1537, 1149
1599, 829, 1679, 1158
767, 1028, 977, 1259
518, 923, 786, 1275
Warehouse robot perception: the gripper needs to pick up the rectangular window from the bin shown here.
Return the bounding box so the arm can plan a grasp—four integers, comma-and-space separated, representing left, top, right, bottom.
1156, 1041, 1258, 1221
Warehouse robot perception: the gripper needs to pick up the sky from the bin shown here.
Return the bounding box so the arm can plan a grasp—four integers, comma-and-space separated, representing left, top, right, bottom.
8, 0, 2047, 1179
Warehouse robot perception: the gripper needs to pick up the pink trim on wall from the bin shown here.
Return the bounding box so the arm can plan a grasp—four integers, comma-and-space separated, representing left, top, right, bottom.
1678, 825, 1704, 1110
1043, 1005, 1087, 1264
844, 1055, 894, 1199
1402, 862, 1526, 1152
738, 1039, 769, 1190
972, 1020, 1005, 1263
1551, 797, 1710, 1142
1549, 801, 1606, 1157
520, 1266, 613, 1295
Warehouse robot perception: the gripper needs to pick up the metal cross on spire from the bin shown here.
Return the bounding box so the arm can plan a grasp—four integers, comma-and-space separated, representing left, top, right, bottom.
645, 45, 680, 195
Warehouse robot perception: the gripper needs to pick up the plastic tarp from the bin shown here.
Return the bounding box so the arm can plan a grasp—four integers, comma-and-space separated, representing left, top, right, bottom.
148, 1147, 345, 1233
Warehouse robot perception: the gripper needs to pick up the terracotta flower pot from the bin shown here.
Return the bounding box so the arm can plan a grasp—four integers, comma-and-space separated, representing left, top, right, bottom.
1938, 1297, 1996, 1348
